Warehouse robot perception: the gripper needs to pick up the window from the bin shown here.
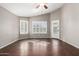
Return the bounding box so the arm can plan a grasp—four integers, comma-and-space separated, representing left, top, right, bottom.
20, 20, 28, 34
32, 21, 47, 34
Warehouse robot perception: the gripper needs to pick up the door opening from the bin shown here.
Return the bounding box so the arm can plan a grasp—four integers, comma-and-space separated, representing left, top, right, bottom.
51, 20, 60, 39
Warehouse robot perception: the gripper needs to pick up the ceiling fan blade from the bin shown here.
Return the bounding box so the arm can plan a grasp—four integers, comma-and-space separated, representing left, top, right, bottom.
44, 5, 48, 9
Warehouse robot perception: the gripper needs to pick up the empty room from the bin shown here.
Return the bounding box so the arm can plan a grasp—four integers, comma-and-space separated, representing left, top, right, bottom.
0, 3, 79, 56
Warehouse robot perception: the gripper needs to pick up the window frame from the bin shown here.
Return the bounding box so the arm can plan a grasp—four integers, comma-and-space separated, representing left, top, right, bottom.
32, 21, 47, 34
20, 20, 28, 34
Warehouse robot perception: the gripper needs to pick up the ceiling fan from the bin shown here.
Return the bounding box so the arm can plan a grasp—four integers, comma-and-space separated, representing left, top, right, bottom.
35, 3, 48, 9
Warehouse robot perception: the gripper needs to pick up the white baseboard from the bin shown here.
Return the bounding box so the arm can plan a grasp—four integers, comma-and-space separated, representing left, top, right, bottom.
62, 39, 79, 49
0, 39, 18, 49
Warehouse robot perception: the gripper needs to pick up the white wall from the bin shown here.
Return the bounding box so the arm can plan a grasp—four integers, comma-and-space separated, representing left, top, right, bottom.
0, 6, 19, 49
61, 4, 79, 48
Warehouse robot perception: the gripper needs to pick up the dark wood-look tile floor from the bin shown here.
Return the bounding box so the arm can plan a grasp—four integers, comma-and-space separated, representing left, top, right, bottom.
0, 38, 79, 56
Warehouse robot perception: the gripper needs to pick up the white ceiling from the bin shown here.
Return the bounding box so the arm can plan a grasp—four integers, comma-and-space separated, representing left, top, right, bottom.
0, 3, 64, 17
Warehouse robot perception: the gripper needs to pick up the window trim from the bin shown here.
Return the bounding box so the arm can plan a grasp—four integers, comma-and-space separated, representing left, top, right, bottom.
32, 21, 47, 34
20, 20, 28, 34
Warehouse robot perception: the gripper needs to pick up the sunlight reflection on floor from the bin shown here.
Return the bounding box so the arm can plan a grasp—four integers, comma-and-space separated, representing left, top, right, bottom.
52, 39, 59, 55
20, 40, 50, 55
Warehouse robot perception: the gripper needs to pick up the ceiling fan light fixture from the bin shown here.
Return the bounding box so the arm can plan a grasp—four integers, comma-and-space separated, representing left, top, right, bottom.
36, 3, 48, 9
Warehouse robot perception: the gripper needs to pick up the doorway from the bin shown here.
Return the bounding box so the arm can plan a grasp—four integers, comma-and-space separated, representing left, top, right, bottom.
51, 20, 60, 39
